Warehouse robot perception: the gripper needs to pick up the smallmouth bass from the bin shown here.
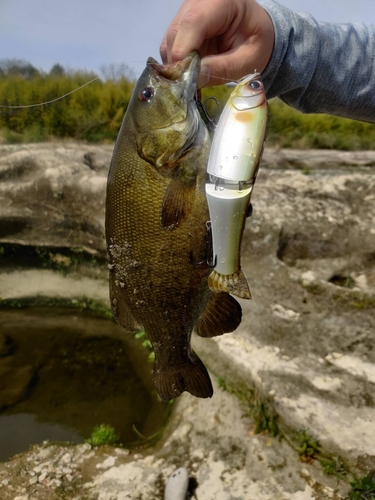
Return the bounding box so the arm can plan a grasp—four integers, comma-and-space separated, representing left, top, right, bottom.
105, 52, 241, 401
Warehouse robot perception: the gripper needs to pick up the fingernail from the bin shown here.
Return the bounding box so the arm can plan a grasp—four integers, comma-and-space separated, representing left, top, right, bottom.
198, 65, 210, 88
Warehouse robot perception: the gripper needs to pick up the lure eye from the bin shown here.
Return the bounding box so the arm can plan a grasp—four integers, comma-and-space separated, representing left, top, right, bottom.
139, 87, 154, 102
249, 80, 261, 90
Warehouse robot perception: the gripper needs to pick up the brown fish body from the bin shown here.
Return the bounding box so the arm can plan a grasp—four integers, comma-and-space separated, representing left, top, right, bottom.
106, 53, 241, 401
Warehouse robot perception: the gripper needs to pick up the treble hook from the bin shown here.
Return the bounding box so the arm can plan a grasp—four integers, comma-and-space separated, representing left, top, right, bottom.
190, 220, 217, 268
197, 96, 220, 132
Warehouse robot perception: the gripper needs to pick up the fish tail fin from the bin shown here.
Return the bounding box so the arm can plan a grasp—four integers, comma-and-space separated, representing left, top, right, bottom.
207, 268, 252, 300
153, 352, 213, 402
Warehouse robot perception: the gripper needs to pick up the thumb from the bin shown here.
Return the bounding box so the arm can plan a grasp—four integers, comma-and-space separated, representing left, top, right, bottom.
198, 43, 268, 88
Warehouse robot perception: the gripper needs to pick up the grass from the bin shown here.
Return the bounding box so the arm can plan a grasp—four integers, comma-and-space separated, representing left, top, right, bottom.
319, 456, 347, 480
86, 424, 120, 447
348, 475, 375, 500
250, 395, 279, 436
295, 429, 321, 462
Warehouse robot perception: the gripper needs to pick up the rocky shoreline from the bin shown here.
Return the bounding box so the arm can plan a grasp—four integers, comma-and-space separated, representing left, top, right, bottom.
0, 143, 374, 499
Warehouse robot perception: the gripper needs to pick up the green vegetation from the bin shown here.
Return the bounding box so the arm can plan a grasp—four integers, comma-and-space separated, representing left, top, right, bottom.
233, 385, 280, 436
249, 393, 279, 436
135, 329, 155, 363
348, 475, 375, 500
0, 295, 113, 319
216, 376, 228, 391
266, 98, 375, 150
1, 60, 374, 148
319, 456, 347, 479
202, 85, 375, 151
0, 59, 133, 143
295, 429, 321, 462
86, 424, 120, 446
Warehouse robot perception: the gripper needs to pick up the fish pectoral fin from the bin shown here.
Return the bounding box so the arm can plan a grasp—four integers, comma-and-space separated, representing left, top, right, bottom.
207, 269, 252, 300
195, 291, 242, 337
161, 176, 195, 229
153, 351, 213, 401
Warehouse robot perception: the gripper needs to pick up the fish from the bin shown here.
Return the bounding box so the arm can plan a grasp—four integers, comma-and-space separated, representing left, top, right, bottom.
105, 52, 242, 402
205, 74, 267, 300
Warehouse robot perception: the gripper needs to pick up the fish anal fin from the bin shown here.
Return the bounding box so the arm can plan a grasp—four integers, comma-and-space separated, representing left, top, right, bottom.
153, 351, 213, 401
207, 269, 252, 300
195, 291, 242, 338
161, 176, 195, 229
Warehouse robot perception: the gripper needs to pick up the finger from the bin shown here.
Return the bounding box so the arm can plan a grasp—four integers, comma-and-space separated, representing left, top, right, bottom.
160, 0, 197, 64
160, 24, 179, 64
198, 42, 265, 87
169, 0, 230, 63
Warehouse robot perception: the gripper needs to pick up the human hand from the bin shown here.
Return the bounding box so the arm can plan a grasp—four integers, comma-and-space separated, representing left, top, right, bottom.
160, 0, 275, 88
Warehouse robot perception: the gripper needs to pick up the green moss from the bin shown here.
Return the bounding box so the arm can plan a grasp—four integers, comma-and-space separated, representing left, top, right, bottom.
216, 376, 228, 391
351, 296, 375, 310
0, 296, 113, 319
0, 243, 105, 274
134, 329, 155, 362
86, 424, 120, 447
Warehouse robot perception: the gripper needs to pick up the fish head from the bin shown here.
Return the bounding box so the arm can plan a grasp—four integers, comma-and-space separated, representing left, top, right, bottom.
129, 52, 201, 170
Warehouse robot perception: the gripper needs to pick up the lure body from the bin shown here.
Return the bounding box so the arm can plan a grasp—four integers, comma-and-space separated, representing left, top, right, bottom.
205, 74, 267, 299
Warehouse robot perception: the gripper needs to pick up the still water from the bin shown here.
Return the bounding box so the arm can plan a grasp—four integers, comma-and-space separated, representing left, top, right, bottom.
0, 307, 170, 462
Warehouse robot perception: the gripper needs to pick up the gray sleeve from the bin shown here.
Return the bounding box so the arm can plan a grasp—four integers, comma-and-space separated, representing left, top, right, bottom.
259, 0, 375, 123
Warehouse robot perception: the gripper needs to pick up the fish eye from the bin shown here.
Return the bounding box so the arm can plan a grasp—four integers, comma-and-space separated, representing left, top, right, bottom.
249, 80, 261, 90
139, 87, 154, 102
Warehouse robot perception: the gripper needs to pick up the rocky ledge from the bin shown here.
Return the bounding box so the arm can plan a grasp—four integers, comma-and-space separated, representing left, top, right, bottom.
0, 143, 374, 499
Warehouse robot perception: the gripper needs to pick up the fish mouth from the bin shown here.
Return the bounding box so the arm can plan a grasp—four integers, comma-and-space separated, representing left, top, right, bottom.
146, 52, 200, 88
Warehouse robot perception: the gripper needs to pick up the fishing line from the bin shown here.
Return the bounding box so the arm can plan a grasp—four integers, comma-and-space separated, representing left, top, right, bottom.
132, 61, 237, 84
0, 65, 232, 110
0, 76, 100, 109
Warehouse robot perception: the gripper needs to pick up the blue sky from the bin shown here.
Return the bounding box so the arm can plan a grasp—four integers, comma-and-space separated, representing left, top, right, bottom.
1, 0, 375, 78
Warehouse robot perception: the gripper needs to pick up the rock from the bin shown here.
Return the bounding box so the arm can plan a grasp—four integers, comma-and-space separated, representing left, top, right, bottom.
61, 452, 72, 464
262, 148, 375, 169
0, 143, 374, 498
96, 456, 117, 470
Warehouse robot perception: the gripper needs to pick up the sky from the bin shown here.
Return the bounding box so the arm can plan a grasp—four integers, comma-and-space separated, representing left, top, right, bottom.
1, 0, 375, 80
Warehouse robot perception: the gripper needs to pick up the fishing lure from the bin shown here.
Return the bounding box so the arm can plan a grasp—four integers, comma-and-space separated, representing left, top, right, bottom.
205, 73, 267, 299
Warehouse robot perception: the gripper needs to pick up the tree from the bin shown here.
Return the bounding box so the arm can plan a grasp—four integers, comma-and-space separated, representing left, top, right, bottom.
0, 59, 40, 79
50, 63, 65, 76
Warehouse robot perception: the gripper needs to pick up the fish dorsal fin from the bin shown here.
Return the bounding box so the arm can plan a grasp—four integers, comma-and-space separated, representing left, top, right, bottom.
195, 292, 242, 338
161, 176, 195, 229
